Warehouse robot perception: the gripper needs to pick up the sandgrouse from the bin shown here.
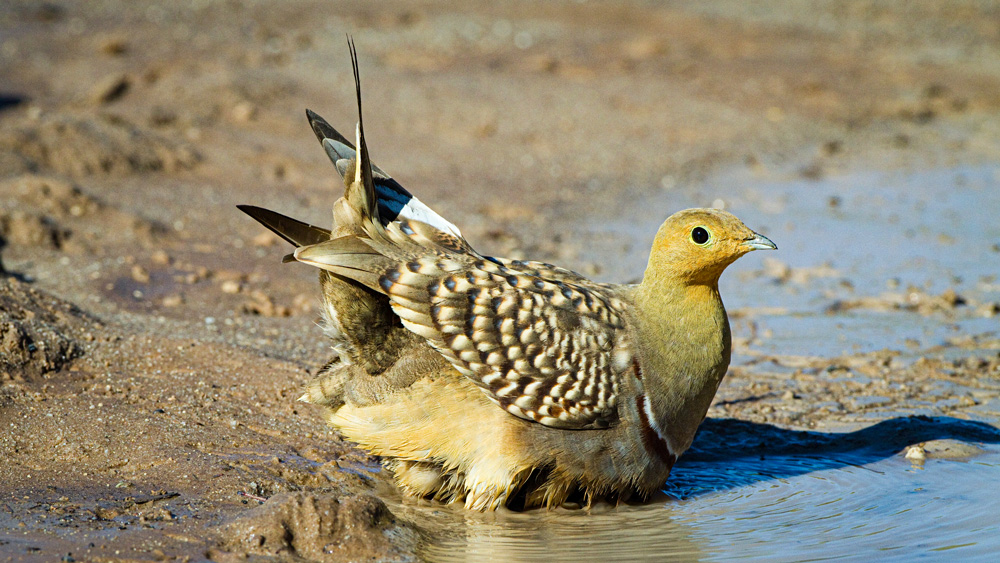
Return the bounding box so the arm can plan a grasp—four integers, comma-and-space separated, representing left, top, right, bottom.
240, 44, 776, 511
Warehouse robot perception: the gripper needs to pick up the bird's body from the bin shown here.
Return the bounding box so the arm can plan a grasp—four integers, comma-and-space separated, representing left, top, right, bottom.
240, 44, 775, 510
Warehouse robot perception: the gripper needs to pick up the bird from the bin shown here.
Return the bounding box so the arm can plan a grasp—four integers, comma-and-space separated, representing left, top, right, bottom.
239, 41, 776, 511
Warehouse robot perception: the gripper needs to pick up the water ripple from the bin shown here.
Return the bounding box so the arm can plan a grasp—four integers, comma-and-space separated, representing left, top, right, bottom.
400, 418, 1000, 562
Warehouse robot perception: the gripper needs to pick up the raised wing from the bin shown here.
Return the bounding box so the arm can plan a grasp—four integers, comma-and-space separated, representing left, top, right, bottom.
287, 40, 634, 430
297, 218, 634, 430
305, 109, 463, 239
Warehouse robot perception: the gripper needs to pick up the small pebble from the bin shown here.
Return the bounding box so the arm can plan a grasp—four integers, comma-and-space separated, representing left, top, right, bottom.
99, 35, 128, 55
150, 250, 172, 266
88, 72, 131, 104
905, 445, 926, 461
220, 280, 242, 294
232, 101, 258, 122
131, 265, 150, 284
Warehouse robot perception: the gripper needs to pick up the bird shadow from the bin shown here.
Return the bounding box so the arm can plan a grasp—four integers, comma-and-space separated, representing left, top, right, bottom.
661, 415, 1000, 499
0, 244, 32, 282
0, 93, 26, 113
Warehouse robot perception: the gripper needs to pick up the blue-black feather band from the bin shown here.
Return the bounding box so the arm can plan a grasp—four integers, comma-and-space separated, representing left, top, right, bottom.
374, 178, 412, 224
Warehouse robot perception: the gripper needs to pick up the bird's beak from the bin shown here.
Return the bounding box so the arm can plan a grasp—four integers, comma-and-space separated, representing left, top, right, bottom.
743, 232, 777, 251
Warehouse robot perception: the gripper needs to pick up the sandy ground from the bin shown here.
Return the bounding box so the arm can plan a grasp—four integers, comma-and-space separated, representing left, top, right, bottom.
2, 1, 1000, 560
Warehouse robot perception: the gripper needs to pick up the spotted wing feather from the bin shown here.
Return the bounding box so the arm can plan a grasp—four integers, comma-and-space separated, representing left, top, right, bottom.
366, 222, 633, 429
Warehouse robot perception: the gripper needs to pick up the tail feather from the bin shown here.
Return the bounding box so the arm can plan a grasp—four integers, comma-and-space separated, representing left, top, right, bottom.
241, 41, 477, 383
321, 140, 462, 239
292, 38, 473, 292
307, 108, 395, 183
237, 205, 331, 247
348, 37, 381, 233
302, 44, 462, 239
307, 108, 353, 148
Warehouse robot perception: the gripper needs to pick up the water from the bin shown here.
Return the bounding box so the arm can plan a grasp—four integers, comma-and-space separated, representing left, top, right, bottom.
667, 452, 1000, 561
392, 415, 1000, 562
404, 453, 996, 563
580, 164, 1000, 358
398, 165, 1000, 561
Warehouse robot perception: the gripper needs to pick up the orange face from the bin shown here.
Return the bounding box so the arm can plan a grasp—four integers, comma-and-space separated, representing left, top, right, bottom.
650, 208, 776, 285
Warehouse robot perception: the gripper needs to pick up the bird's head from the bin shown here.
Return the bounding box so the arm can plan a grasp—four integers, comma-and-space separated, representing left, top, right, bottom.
645, 208, 775, 287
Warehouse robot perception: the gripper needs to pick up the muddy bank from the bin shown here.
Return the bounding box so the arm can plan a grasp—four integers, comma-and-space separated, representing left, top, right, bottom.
3, 1, 1000, 560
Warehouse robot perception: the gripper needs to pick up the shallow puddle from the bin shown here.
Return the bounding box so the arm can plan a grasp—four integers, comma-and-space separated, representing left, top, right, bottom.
401, 165, 1000, 561
662, 451, 1000, 561
400, 445, 1000, 561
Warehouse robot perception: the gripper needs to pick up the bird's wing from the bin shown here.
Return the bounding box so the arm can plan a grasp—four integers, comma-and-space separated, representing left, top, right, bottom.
297, 218, 634, 430
489, 257, 597, 286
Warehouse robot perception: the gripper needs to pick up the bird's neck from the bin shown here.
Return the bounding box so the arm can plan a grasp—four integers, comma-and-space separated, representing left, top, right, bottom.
631, 278, 732, 458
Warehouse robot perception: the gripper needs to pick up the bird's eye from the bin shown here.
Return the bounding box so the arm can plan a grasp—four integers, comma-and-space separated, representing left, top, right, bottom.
691, 226, 710, 245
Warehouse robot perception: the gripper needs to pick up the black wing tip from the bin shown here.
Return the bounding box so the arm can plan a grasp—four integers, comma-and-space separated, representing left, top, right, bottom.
237, 204, 333, 247
237, 204, 279, 225
237, 204, 292, 246
237, 203, 263, 216
236, 205, 292, 243
304, 108, 323, 137
305, 108, 345, 147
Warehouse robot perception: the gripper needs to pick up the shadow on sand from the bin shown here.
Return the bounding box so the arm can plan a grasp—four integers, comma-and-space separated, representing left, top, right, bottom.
0, 93, 25, 113
663, 415, 1000, 498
